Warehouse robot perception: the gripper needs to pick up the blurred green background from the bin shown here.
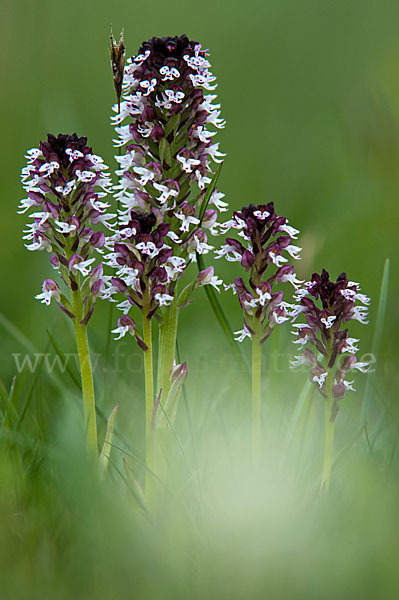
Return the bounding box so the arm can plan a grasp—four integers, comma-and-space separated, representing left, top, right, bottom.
1, 1, 399, 598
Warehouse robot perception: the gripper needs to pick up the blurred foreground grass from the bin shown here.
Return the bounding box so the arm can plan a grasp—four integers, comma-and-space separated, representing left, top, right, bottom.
1, 0, 399, 597
1, 352, 399, 600
1, 257, 398, 599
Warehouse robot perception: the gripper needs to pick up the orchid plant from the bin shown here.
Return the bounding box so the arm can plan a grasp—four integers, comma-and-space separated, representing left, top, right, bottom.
18, 32, 371, 495
19, 133, 113, 454
290, 269, 370, 489
217, 202, 302, 457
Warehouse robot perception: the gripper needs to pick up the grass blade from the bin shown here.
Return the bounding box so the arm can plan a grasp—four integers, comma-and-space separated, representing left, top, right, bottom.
0, 312, 67, 394
46, 328, 81, 390
100, 403, 119, 472
285, 378, 313, 445
122, 458, 150, 515
0, 312, 36, 354
198, 162, 223, 223
196, 253, 249, 378
361, 258, 390, 427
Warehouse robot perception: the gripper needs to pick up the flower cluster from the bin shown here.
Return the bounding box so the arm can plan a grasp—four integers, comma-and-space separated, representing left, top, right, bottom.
290, 269, 370, 400
104, 208, 224, 345
217, 203, 302, 342
104, 210, 180, 313
112, 34, 227, 262
19, 133, 113, 323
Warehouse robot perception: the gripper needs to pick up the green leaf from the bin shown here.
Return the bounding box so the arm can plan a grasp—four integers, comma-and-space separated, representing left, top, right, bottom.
361, 258, 390, 427
16, 354, 48, 430
176, 282, 196, 308
198, 162, 223, 223
100, 403, 119, 472
0, 379, 8, 412
155, 366, 187, 430
164, 113, 181, 137
196, 253, 249, 379
0, 376, 18, 430
170, 120, 191, 154
123, 458, 150, 515
159, 137, 168, 167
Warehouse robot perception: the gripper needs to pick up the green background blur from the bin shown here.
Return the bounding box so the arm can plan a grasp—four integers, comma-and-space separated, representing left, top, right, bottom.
1, 0, 398, 379
1, 2, 399, 598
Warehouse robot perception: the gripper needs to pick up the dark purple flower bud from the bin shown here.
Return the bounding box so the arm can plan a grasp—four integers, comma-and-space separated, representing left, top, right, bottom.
156, 222, 170, 237
301, 297, 317, 314
28, 191, 45, 205
241, 250, 254, 270
276, 235, 291, 249
275, 264, 294, 282
90, 231, 105, 248
234, 277, 248, 294
50, 254, 60, 269
341, 354, 356, 374
157, 247, 174, 264
114, 243, 130, 258
111, 277, 128, 293
91, 279, 105, 297
332, 382, 347, 400
90, 263, 103, 282
150, 123, 165, 141
44, 202, 60, 219
149, 267, 168, 283
302, 347, 318, 365
269, 291, 284, 310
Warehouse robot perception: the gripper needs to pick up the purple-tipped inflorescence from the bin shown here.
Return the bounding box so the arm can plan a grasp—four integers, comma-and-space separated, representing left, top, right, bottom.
112, 34, 226, 262
290, 269, 370, 403
217, 202, 302, 342
19, 133, 113, 323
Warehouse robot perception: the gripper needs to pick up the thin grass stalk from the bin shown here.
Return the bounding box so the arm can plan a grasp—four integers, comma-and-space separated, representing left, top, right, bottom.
196, 254, 249, 379
157, 300, 179, 402
361, 258, 390, 427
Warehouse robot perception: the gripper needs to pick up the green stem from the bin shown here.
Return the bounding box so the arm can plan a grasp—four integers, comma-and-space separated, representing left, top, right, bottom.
142, 306, 158, 499
71, 291, 98, 455
157, 301, 179, 402
142, 310, 154, 447
252, 318, 262, 462
321, 395, 335, 491
321, 339, 335, 491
